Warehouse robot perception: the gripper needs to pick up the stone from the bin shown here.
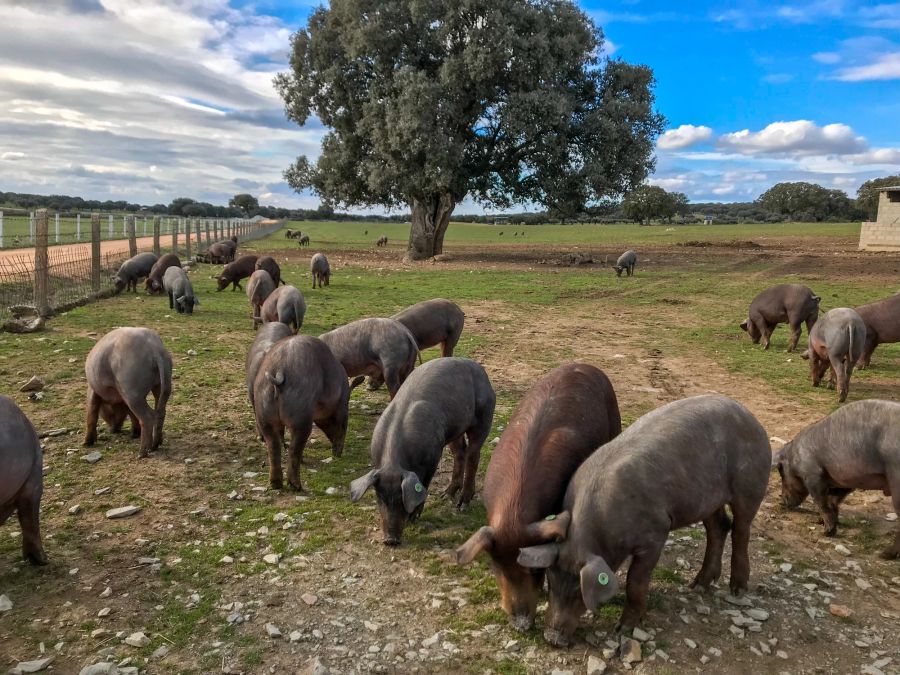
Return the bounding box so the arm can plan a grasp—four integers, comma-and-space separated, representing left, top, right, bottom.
745, 608, 769, 621
97, 607, 112, 617
708, 647, 722, 657
10, 657, 54, 673
886, 512, 898, 522
263, 553, 280, 565
776, 650, 788, 659
550, 671, 574, 675
124, 632, 149, 647
0, 594, 12, 611
265, 623, 282, 638
82, 451, 103, 464
78, 664, 118, 675
700, 655, 710, 665
220, 555, 234, 564
99, 587, 112, 598
632, 627, 651, 642
301, 593, 318, 606
654, 649, 669, 662
696, 604, 711, 615
422, 632, 441, 648
834, 544, 851, 555
684, 638, 697, 649
780, 563, 793, 573
289, 630, 302, 643
620, 638, 642, 664
273, 512, 289, 522
856, 578, 873, 590
68, 504, 81, 515
586, 655, 606, 674
94, 487, 111, 496
729, 625, 745, 639
724, 594, 752, 607
298, 657, 327, 675
19, 376, 44, 393
106, 506, 141, 519
151, 645, 169, 660
829, 604, 853, 618
137, 557, 160, 565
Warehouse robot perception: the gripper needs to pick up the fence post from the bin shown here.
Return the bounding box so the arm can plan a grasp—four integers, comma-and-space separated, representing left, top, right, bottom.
185, 218, 192, 259
29, 212, 34, 243
34, 209, 50, 317
127, 215, 137, 257
54, 212, 60, 243
153, 216, 161, 256
143, 216, 147, 236
205, 218, 211, 247
76, 213, 81, 241
108, 214, 113, 238
91, 214, 101, 294
0, 210, 3, 248
172, 217, 178, 252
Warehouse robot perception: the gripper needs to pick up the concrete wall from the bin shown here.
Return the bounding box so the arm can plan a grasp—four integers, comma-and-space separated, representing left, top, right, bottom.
859, 191, 900, 251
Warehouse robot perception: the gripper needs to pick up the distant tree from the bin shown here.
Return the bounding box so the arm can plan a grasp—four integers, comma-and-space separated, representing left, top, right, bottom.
168, 197, 196, 216
669, 192, 690, 219
316, 203, 335, 219
276, 0, 664, 259
857, 175, 900, 219
757, 182, 851, 222
621, 185, 671, 224
229, 193, 259, 214
182, 203, 210, 217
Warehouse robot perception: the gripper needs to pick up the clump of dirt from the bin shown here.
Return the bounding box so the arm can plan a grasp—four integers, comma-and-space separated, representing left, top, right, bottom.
680, 239, 763, 249
538, 252, 598, 266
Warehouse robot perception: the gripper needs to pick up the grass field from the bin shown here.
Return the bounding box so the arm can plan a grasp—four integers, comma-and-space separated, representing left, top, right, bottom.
0, 221, 897, 674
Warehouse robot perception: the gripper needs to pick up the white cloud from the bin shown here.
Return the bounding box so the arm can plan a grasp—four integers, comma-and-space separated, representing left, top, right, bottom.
812, 51, 841, 64
833, 52, 900, 81
657, 124, 713, 151
717, 120, 867, 156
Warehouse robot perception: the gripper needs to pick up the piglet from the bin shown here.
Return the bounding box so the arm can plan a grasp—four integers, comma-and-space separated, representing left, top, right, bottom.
808, 307, 866, 402
350, 358, 496, 545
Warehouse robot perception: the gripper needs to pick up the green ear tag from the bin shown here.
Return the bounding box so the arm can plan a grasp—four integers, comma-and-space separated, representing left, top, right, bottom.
545, 514, 556, 521
597, 572, 609, 586
414, 483, 424, 493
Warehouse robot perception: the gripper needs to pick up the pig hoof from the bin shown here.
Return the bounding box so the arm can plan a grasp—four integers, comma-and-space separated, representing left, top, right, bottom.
287, 480, 304, 492
383, 537, 401, 547
543, 628, 569, 648
824, 527, 837, 537
83, 435, 96, 447
879, 547, 900, 560
25, 549, 49, 566
510, 614, 533, 632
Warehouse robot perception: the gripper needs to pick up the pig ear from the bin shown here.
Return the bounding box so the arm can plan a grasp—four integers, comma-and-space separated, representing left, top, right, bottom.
580, 555, 619, 610
739, 319, 749, 332
523, 511, 571, 543
176, 295, 185, 304
771, 447, 784, 469
456, 526, 495, 565
193, 297, 200, 306
349, 470, 379, 502
401, 471, 428, 514
517, 543, 560, 569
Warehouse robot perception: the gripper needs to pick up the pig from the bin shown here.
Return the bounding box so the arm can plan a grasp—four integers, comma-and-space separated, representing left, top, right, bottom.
376, 236, 388, 247
284, 229, 295, 239
773, 400, 900, 558
145, 253, 182, 294
162, 266, 199, 315
299, 234, 310, 246
319, 318, 419, 398
253, 335, 350, 490
260, 285, 306, 333
613, 250, 636, 277
349, 358, 496, 545
114, 252, 158, 293
854, 292, 900, 369
740, 284, 820, 352
0, 396, 47, 565
255, 255, 284, 286
456, 363, 621, 631
517, 395, 769, 645
245, 321, 293, 405
205, 242, 231, 264
216, 254, 259, 291
310, 253, 329, 288
807, 307, 866, 403
246, 270, 276, 329
84, 327, 173, 457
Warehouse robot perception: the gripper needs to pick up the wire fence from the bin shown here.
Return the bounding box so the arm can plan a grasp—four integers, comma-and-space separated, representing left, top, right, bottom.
0, 211, 284, 327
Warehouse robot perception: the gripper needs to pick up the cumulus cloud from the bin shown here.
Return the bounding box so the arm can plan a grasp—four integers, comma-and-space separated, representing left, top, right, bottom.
812, 51, 841, 64
657, 124, 713, 151
717, 120, 867, 156
833, 52, 900, 81
1, 152, 26, 160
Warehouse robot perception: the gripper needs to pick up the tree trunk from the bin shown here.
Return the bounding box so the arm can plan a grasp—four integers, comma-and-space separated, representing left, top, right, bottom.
406, 194, 455, 261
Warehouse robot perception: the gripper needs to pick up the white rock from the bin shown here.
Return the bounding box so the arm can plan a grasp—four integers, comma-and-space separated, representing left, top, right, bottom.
10, 657, 54, 673
746, 608, 769, 621
776, 650, 788, 659
632, 627, 651, 642
364, 620, 379, 632
265, 623, 282, 638
150, 645, 169, 660
68, 504, 81, 515
779, 562, 793, 573
886, 512, 898, 522
708, 647, 722, 657
856, 578, 873, 590
289, 630, 303, 643
700, 655, 710, 664
834, 544, 851, 555
586, 655, 606, 674
696, 604, 711, 615
124, 632, 149, 647
99, 587, 112, 598
0, 594, 12, 611
273, 512, 289, 522
729, 625, 745, 639
105, 506, 141, 519
82, 451, 103, 464
220, 555, 234, 564
421, 632, 441, 648
684, 638, 697, 649
78, 664, 118, 675
263, 553, 280, 565
97, 607, 111, 617
725, 594, 752, 607
242, 471, 259, 479
325, 487, 340, 495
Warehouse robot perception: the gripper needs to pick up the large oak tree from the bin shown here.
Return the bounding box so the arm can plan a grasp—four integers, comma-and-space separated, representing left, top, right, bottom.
276, 0, 665, 260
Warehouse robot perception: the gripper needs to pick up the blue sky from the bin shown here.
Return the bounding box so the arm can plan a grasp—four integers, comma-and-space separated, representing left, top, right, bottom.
0, 0, 897, 209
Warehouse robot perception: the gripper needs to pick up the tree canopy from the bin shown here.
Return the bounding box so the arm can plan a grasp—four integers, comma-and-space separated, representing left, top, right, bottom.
757, 182, 852, 222
275, 0, 665, 259
857, 175, 900, 219
229, 193, 260, 214
621, 185, 687, 224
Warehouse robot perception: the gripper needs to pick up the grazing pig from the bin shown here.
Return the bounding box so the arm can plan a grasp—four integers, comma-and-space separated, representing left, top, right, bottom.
613, 250, 636, 277
145, 253, 182, 294
310, 252, 330, 288
84, 327, 173, 457
518, 395, 769, 645
205, 242, 231, 264
247, 270, 276, 329
0, 396, 47, 565
456, 363, 621, 631
115, 252, 158, 293
216, 254, 258, 291
299, 234, 310, 246
740, 284, 820, 352
253, 335, 350, 490
320, 318, 418, 398
260, 285, 306, 333
162, 266, 199, 315
255, 255, 284, 286
376, 236, 388, 247
808, 307, 866, 402
284, 229, 294, 239
245, 321, 293, 405
854, 292, 900, 369
773, 400, 900, 558
350, 358, 496, 545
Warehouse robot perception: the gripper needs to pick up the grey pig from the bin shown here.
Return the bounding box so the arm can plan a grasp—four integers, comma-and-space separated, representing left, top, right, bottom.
246, 270, 275, 329
808, 307, 866, 402
253, 335, 350, 490
773, 400, 900, 559
613, 250, 636, 277
350, 358, 496, 545
245, 322, 293, 405
854, 292, 900, 369
518, 394, 769, 645
162, 266, 199, 315
310, 252, 330, 288
115, 252, 157, 293
260, 285, 306, 333
320, 317, 419, 399
84, 327, 173, 457
740, 284, 820, 352
0, 395, 47, 565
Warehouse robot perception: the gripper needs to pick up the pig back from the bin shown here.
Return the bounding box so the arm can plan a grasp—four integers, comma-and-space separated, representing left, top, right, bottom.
119, 252, 157, 279
391, 299, 464, 347
855, 293, 900, 342
0, 395, 41, 505
247, 270, 275, 305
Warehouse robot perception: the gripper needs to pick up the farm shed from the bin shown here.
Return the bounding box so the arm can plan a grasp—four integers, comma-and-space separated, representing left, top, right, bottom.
860, 186, 900, 251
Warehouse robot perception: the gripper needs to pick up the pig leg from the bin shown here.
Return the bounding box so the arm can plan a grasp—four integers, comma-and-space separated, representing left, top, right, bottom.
806, 476, 843, 536
261, 423, 285, 489
838, 355, 854, 403
168, 291, 174, 310
84, 389, 102, 446
691, 507, 732, 589
828, 354, 849, 400
728, 502, 757, 595
618, 541, 665, 632
122, 394, 157, 457
882, 475, 900, 559
16, 489, 47, 565
383, 368, 402, 400
317, 406, 348, 459
786, 321, 803, 352
0, 500, 15, 525
286, 418, 313, 490
458, 421, 492, 507
858, 332, 877, 369
151, 382, 170, 452
129, 410, 141, 439
444, 435, 467, 501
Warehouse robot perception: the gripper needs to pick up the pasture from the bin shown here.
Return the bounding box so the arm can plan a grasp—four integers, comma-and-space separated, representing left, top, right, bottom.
1, 221, 898, 674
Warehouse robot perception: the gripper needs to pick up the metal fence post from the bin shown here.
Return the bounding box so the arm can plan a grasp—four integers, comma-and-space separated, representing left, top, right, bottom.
91, 214, 101, 294
29, 211, 34, 243
127, 215, 137, 257
153, 216, 161, 256
76, 213, 81, 241
185, 218, 192, 259
108, 214, 113, 238
34, 209, 49, 317
0, 210, 3, 248
54, 212, 60, 243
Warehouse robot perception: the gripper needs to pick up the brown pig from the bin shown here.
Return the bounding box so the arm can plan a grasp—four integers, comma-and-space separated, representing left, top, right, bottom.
740, 284, 820, 352
84, 327, 173, 457
144, 253, 182, 294
854, 292, 900, 369
255, 255, 284, 286
216, 254, 258, 291
456, 363, 621, 631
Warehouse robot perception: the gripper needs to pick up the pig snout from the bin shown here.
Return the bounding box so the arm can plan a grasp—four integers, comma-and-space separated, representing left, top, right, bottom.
497, 565, 542, 632
377, 500, 408, 546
